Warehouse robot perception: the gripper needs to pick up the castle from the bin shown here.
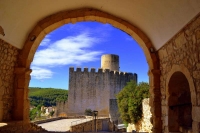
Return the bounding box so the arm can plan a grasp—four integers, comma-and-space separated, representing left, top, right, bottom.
57, 54, 137, 117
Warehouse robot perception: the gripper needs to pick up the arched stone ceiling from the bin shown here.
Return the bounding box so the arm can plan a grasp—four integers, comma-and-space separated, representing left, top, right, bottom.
0, 0, 200, 50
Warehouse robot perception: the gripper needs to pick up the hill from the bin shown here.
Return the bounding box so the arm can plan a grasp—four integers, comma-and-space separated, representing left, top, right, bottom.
29, 87, 68, 107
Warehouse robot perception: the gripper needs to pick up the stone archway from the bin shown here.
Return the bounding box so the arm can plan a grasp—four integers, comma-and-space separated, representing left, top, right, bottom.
14, 8, 161, 132
168, 72, 192, 132
166, 65, 196, 132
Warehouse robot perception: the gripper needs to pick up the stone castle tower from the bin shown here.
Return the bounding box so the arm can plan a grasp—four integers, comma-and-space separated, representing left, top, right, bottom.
57, 54, 137, 117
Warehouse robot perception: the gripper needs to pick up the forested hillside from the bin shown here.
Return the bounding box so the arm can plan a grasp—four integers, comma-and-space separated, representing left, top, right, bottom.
29, 87, 68, 107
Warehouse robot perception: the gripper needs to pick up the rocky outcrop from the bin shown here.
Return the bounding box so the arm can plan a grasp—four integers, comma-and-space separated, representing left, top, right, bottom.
127, 98, 152, 132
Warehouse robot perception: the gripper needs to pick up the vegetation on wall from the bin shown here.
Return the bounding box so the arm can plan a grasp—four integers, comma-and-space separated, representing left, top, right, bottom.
116, 80, 149, 124
84, 109, 93, 116
29, 87, 68, 107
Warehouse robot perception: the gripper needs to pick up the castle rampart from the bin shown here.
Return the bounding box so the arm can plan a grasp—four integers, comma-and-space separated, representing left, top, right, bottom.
67, 65, 137, 116
56, 101, 68, 117
65, 54, 138, 116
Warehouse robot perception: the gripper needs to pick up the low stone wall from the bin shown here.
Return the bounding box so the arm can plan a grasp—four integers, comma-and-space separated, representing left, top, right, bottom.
33, 117, 62, 124
127, 98, 152, 133
70, 118, 110, 132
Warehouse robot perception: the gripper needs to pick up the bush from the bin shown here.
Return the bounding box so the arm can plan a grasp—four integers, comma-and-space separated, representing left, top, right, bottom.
84, 109, 93, 116
116, 80, 149, 124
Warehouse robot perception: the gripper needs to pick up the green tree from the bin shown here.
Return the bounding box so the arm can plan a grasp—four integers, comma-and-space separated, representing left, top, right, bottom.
49, 111, 55, 117
29, 87, 68, 107
29, 108, 37, 121
116, 80, 149, 124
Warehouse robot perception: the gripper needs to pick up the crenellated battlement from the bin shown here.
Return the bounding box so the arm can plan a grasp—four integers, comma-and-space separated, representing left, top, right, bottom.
67, 54, 137, 117
69, 67, 136, 76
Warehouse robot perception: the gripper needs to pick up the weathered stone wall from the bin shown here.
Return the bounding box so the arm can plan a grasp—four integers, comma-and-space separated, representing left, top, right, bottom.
109, 99, 121, 124
56, 101, 68, 117
158, 13, 200, 133
0, 39, 19, 122
127, 98, 152, 133
67, 67, 137, 116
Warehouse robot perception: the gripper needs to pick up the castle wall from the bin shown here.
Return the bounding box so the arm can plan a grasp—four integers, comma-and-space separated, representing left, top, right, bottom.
0, 39, 19, 122
109, 99, 121, 123
67, 67, 137, 116
56, 101, 68, 117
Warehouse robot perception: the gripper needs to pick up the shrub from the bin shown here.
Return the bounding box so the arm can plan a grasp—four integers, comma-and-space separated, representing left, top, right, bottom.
117, 80, 149, 124
84, 109, 93, 116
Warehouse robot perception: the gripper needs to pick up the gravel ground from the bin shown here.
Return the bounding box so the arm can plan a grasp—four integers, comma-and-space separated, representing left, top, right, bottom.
38, 119, 84, 132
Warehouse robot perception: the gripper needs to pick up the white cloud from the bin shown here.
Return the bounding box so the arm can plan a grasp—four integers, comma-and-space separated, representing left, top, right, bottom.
31, 67, 53, 80
31, 33, 103, 80
125, 36, 134, 41
40, 35, 51, 46
32, 33, 102, 67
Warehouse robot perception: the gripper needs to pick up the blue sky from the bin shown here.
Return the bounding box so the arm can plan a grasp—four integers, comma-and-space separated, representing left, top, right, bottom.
29, 22, 148, 90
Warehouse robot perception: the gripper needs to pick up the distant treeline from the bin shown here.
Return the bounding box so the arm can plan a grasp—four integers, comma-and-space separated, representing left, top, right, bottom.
29, 87, 68, 107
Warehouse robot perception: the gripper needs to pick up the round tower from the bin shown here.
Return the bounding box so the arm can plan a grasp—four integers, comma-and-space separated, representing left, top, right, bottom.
101, 54, 119, 71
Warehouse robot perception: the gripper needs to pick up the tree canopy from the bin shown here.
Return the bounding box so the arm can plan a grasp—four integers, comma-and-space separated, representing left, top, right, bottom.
29, 87, 68, 107
116, 80, 149, 124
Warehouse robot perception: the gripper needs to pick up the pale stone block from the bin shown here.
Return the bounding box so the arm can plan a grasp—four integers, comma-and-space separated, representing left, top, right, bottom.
192, 121, 200, 133
85, 16, 96, 21
117, 23, 127, 33
192, 106, 200, 122
191, 91, 197, 106
98, 17, 107, 24
158, 48, 168, 59
43, 21, 64, 35
175, 32, 187, 48
163, 116, 168, 126
161, 106, 168, 116
197, 93, 200, 105
70, 18, 77, 24
77, 17, 84, 22
193, 71, 200, 79
64, 18, 71, 24
0, 100, 3, 121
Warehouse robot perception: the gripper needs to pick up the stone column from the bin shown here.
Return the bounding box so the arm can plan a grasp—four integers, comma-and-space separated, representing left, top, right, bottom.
149, 69, 162, 133
13, 67, 31, 123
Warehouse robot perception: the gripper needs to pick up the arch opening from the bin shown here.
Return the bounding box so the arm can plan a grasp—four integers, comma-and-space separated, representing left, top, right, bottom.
168, 72, 192, 132
13, 8, 161, 132
29, 21, 144, 121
